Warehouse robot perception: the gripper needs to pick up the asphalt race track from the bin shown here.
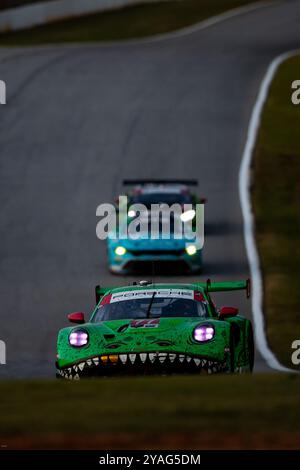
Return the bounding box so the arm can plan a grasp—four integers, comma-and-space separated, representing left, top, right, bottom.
0, 0, 300, 378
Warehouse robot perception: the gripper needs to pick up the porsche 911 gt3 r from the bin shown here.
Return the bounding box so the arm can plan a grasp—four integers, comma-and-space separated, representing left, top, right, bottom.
56, 279, 254, 379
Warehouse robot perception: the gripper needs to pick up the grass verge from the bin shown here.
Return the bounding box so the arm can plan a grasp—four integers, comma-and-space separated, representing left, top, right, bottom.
253, 55, 300, 369
0, 374, 300, 449
0, 0, 264, 46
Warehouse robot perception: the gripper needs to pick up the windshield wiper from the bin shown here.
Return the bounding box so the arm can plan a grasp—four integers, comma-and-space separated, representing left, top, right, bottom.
146, 291, 156, 319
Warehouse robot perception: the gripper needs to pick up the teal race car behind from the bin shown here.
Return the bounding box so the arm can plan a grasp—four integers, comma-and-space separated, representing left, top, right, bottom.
107, 180, 205, 274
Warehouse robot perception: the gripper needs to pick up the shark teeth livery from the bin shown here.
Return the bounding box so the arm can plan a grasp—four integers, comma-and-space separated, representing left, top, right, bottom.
56, 353, 229, 380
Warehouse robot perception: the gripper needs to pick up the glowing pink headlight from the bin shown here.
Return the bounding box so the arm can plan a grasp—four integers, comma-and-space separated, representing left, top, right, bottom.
194, 325, 215, 342
69, 330, 89, 347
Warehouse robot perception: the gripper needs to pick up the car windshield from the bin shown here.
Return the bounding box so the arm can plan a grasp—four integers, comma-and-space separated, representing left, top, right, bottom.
131, 192, 192, 207
92, 291, 208, 322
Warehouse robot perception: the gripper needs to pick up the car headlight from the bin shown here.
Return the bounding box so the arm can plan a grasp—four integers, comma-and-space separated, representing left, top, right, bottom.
115, 246, 127, 256
193, 325, 215, 342
69, 329, 89, 347
180, 209, 196, 222
185, 244, 197, 256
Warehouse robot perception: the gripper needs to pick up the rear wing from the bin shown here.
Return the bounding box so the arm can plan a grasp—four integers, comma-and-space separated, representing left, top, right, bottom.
95, 279, 251, 305
123, 179, 198, 186
197, 279, 251, 298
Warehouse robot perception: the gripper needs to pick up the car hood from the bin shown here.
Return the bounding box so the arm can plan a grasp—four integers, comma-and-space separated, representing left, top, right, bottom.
57, 317, 230, 367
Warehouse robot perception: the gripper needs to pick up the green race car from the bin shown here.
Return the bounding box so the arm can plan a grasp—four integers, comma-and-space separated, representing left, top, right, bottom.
56, 279, 254, 379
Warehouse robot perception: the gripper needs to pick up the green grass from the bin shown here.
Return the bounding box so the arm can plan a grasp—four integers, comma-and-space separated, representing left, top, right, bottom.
0, 375, 299, 447
253, 55, 300, 369
0, 0, 264, 46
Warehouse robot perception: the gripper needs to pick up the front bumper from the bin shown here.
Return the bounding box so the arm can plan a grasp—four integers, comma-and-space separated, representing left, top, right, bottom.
109, 250, 202, 274
56, 351, 228, 380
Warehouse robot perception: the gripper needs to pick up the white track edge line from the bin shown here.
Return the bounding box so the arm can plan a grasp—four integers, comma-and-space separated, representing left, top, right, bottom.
239, 49, 300, 373
95, 0, 280, 46
0, 0, 280, 53
138, 0, 280, 43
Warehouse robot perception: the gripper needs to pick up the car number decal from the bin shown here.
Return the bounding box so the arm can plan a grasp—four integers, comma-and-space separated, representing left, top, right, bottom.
130, 319, 160, 328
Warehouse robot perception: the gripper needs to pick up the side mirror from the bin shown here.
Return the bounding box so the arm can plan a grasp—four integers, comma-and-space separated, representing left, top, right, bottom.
68, 312, 85, 324
219, 307, 239, 319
